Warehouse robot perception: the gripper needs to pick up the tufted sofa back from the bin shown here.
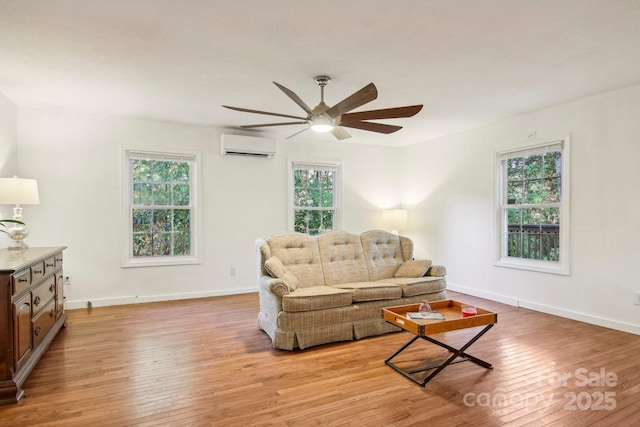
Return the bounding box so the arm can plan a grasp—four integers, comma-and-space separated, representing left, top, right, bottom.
258, 230, 415, 287
260, 232, 325, 287
317, 230, 370, 286
361, 230, 413, 281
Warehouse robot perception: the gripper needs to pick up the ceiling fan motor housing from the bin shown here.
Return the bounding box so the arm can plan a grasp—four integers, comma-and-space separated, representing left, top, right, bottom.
314, 75, 331, 87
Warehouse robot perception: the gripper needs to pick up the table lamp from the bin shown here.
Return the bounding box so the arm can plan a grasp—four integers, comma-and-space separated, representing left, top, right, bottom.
0, 176, 40, 250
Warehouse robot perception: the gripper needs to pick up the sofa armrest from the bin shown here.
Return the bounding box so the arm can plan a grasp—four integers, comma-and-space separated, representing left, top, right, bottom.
260, 275, 291, 297
258, 275, 290, 315
426, 265, 447, 277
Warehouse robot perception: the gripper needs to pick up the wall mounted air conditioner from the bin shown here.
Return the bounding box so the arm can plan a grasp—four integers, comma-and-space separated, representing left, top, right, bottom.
220, 134, 276, 159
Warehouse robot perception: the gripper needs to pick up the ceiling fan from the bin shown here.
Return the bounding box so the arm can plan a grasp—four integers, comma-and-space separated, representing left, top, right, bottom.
223, 76, 423, 140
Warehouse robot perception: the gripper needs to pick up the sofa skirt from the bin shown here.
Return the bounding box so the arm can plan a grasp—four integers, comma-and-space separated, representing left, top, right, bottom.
258, 289, 448, 350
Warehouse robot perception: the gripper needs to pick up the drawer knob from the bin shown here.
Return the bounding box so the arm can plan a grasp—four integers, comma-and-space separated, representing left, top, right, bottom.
34, 296, 41, 306
34, 269, 43, 274
50, 284, 55, 293
50, 309, 56, 318
35, 326, 42, 336
19, 278, 28, 283
46, 263, 55, 268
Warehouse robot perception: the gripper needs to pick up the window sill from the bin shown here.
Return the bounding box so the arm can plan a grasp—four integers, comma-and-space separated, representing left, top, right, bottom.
494, 257, 569, 276
122, 255, 202, 268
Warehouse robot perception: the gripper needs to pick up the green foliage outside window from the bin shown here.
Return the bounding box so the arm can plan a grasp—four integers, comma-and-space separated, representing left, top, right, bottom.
505, 151, 561, 261
293, 168, 335, 235
131, 159, 192, 257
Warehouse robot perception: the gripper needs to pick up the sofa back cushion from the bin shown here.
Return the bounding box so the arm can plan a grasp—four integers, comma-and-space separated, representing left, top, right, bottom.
317, 230, 370, 285
265, 233, 325, 288
361, 230, 412, 281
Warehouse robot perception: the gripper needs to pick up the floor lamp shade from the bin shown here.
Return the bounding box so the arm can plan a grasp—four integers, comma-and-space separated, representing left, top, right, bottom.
383, 209, 408, 234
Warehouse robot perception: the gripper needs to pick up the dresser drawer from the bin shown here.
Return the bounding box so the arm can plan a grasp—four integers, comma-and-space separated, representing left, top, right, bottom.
32, 299, 56, 349
44, 256, 57, 275
30, 261, 45, 285
12, 269, 31, 297
55, 270, 65, 315
32, 276, 56, 316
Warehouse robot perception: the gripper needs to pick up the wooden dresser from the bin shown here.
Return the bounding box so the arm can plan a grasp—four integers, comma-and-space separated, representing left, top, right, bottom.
0, 247, 67, 404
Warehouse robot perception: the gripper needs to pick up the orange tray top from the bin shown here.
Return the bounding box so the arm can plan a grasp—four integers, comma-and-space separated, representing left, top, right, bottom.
382, 299, 497, 336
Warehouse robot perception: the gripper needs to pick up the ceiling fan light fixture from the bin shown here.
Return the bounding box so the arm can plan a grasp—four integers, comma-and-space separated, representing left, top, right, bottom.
309, 115, 334, 133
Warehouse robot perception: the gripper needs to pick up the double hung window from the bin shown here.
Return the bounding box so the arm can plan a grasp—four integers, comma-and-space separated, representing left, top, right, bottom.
290, 161, 340, 235
123, 149, 201, 267
495, 137, 570, 274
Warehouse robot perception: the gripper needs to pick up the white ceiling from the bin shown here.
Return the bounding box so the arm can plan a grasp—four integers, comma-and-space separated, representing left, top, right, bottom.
1, 0, 640, 146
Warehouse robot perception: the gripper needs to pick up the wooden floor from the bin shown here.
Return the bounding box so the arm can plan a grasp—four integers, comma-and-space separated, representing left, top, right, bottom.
0, 291, 638, 427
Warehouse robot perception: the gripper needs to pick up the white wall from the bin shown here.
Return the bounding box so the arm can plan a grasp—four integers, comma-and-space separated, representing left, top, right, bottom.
402, 84, 640, 334
0, 92, 17, 175
0, 93, 18, 247
15, 107, 400, 308
9, 84, 640, 334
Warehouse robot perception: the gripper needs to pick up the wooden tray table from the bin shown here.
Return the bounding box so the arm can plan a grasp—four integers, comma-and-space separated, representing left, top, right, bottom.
382, 299, 497, 387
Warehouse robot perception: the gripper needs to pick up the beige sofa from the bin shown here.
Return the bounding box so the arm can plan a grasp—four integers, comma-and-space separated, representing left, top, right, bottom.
256, 230, 447, 350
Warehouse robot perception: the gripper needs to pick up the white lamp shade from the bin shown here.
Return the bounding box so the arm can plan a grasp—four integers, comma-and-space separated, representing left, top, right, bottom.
383, 209, 408, 232
0, 177, 40, 205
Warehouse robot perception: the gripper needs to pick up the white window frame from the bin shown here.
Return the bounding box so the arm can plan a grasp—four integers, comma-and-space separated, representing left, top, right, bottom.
494, 135, 571, 275
288, 159, 342, 234
121, 147, 202, 268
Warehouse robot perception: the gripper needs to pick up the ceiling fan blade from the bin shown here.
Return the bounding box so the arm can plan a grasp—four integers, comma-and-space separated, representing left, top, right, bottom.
341, 105, 423, 122
273, 82, 314, 115
240, 121, 308, 129
331, 126, 351, 140
340, 121, 403, 134
325, 83, 378, 119
223, 105, 307, 121
286, 128, 310, 139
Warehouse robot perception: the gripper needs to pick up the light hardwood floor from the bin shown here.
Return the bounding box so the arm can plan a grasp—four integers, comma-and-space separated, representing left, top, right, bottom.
0, 291, 638, 426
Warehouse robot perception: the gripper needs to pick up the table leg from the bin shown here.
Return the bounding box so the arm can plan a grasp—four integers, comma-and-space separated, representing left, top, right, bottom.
385, 324, 494, 387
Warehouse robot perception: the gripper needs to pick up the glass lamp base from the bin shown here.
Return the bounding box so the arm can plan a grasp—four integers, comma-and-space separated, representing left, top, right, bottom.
7, 224, 29, 250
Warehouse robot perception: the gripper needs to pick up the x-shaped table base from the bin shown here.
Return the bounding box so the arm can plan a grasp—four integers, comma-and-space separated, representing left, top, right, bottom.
385, 324, 494, 387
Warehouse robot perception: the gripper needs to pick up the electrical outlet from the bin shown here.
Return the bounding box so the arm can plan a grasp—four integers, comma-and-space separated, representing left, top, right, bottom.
635, 291, 640, 305
230, 267, 236, 276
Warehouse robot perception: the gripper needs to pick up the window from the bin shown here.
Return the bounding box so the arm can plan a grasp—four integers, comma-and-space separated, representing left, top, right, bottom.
122, 148, 201, 267
495, 136, 570, 275
290, 161, 340, 235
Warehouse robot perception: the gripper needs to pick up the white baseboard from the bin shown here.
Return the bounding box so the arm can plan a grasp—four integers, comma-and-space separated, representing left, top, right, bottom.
64, 287, 258, 310
517, 299, 640, 336
447, 283, 520, 307
447, 282, 640, 336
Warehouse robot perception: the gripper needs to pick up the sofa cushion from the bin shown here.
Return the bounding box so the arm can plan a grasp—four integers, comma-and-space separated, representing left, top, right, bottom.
282, 286, 353, 312
361, 230, 408, 281
394, 260, 432, 278
318, 231, 370, 285
266, 233, 325, 288
264, 256, 298, 291
331, 282, 402, 302
376, 276, 446, 297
